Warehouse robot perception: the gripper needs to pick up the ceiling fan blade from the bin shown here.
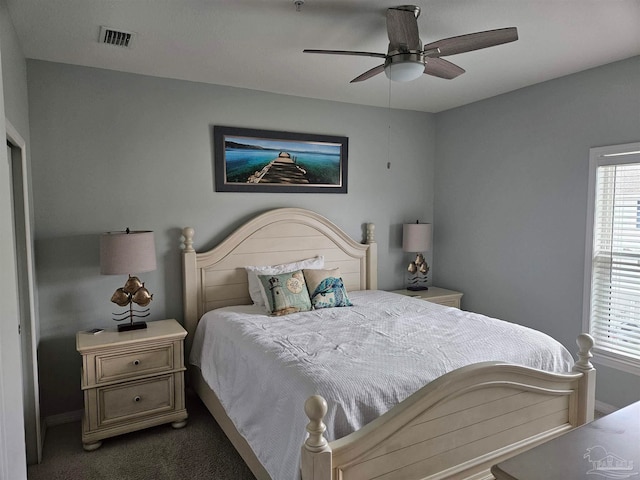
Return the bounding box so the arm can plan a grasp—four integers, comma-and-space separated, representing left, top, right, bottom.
423, 58, 465, 79
424, 27, 518, 57
350, 64, 386, 83
303, 49, 386, 59
386, 7, 421, 51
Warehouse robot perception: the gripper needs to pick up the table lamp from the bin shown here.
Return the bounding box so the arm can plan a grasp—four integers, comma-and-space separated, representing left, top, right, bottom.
100, 229, 156, 331
402, 221, 432, 291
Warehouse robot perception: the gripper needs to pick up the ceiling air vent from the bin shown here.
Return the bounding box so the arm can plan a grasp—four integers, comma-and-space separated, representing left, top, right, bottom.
99, 26, 136, 48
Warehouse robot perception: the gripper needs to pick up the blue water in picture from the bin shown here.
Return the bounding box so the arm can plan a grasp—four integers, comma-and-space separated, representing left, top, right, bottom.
223, 138, 342, 185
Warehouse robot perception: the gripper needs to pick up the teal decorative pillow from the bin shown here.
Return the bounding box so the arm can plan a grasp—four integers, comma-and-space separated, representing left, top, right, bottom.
303, 268, 353, 309
244, 255, 324, 306
257, 270, 312, 316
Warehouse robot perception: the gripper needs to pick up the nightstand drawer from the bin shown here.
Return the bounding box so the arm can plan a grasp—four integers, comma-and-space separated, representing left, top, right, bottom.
390, 287, 463, 309
429, 298, 461, 308
98, 375, 174, 427
95, 344, 174, 384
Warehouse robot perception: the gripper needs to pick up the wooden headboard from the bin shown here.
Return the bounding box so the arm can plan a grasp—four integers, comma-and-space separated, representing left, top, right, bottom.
181, 208, 377, 352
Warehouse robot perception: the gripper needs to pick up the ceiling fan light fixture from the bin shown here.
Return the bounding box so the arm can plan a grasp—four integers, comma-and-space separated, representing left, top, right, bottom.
384, 60, 424, 82
304, 6, 518, 85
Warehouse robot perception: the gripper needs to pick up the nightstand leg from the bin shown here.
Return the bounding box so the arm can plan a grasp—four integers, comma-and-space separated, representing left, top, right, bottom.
171, 419, 188, 429
83, 440, 102, 451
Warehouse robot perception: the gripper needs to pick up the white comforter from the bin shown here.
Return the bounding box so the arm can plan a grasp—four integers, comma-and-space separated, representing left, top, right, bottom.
189, 290, 573, 480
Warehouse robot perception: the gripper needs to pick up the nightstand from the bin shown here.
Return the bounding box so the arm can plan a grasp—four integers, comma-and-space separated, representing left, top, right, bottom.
391, 287, 463, 309
76, 319, 188, 451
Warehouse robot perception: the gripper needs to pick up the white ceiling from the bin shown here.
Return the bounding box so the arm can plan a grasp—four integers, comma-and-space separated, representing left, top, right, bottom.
7, 0, 640, 113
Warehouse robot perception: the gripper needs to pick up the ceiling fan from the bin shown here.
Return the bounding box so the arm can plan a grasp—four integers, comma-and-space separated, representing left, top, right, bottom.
304, 5, 518, 83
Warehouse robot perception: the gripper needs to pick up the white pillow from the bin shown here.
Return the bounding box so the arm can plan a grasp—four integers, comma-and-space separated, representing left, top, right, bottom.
245, 256, 324, 306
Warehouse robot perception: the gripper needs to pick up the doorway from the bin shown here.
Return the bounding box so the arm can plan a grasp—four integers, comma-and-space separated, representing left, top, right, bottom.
7, 120, 42, 464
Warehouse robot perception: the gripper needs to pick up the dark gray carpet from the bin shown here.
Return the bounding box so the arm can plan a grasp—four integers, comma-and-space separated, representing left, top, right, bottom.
28, 392, 606, 480
28, 392, 257, 480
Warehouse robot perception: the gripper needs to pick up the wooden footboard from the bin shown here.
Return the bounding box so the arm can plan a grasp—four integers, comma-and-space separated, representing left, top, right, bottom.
302, 334, 596, 480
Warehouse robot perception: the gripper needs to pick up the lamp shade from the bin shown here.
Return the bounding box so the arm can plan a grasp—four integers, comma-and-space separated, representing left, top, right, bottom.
100, 230, 156, 275
402, 223, 432, 252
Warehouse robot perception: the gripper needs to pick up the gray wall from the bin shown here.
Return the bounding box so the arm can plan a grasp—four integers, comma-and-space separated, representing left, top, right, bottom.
1, 1, 29, 137
433, 56, 640, 408
0, 0, 29, 477
27, 60, 436, 416
25, 54, 640, 418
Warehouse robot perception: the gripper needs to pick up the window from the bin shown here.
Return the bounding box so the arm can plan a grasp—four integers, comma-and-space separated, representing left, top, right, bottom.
584, 142, 640, 374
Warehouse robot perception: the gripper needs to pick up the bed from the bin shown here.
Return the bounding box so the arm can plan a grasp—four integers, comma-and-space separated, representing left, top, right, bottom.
181, 207, 595, 480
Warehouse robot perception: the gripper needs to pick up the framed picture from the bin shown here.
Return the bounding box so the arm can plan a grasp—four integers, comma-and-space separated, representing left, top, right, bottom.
213, 126, 348, 193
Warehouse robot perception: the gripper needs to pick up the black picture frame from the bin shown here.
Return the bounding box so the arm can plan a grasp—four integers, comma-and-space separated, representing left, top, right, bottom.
213, 126, 348, 193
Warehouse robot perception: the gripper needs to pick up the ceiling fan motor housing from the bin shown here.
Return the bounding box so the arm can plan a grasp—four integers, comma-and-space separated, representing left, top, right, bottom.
393, 5, 421, 18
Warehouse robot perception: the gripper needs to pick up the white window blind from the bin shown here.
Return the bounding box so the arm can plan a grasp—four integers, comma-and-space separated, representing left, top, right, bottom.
586, 143, 640, 371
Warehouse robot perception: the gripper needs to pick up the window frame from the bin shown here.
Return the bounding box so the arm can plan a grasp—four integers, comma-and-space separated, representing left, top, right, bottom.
583, 142, 640, 375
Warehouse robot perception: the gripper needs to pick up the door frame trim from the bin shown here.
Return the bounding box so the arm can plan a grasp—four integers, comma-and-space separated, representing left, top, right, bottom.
6, 119, 42, 463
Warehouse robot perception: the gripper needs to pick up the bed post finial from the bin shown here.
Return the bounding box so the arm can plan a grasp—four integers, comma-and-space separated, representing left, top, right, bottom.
301, 395, 331, 479
366, 223, 375, 244
573, 333, 596, 425
182, 227, 195, 253
304, 395, 328, 452
574, 333, 595, 371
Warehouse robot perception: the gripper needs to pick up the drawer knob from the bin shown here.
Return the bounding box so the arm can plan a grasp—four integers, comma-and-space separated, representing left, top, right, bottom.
133, 396, 141, 403
133, 360, 140, 366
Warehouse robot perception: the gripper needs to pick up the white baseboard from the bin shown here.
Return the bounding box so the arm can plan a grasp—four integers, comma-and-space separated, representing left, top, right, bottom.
595, 400, 618, 416
41, 410, 82, 450
44, 409, 83, 428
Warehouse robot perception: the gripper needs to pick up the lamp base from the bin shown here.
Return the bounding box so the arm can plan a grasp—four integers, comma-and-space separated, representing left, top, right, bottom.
118, 321, 147, 332
407, 286, 429, 291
